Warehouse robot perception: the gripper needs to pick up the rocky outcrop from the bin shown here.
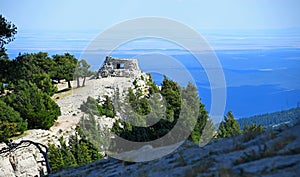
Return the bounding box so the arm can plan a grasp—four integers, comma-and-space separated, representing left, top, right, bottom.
0, 143, 46, 177
52, 123, 300, 177
0, 74, 146, 177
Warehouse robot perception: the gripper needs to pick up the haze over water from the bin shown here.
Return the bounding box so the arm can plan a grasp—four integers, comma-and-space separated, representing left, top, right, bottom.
5, 28, 300, 118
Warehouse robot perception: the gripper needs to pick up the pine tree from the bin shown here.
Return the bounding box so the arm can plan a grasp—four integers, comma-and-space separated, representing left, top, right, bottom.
160, 76, 181, 121
217, 111, 241, 138
48, 144, 64, 173
100, 95, 116, 118
3, 81, 60, 130
199, 118, 216, 144
0, 99, 27, 142
58, 138, 77, 168
242, 123, 264, 142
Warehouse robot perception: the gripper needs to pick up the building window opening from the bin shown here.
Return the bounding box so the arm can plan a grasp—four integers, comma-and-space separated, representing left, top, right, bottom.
117, 63, 125, 69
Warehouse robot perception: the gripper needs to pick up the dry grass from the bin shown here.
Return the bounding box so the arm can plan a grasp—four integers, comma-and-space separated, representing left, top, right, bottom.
271, 135, 296, 152
52, 89, 74, 101
234, 135, 296, 165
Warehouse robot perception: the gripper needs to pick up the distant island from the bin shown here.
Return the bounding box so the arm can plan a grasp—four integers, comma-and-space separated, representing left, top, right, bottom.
1, 14, 300, 177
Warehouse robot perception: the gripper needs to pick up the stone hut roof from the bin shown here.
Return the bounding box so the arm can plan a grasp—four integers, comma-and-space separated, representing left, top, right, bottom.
98, 56, 141, 78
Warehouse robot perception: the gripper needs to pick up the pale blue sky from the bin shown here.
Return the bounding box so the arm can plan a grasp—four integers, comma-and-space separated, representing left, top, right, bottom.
1, 0, 300, 31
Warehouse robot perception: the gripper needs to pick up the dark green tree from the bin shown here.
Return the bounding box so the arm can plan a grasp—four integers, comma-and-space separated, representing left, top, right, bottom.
199, 118, 216, 144
242, 123, 264, 142
58, 137, 77, 168
80, 96, 116, 118
69, 129, 102, 166
10, 53, 45, 81
0, 100, 27, 142
99, 95, 116, 118
0, 81, 4, 94
3, 81, 61, 129
160, 76, 181, 121
32, 73, 57, 96
48, 144, 64, 173
217, 111, 241, 138
0, 14, 17, 59
52, 53, 78, 88
0, 58, 10, 82
7, 53, 57, 95
146, 73, 159, 95
74, 59, 93, 87
80, 96, 99, 115
49, 128, 102, 173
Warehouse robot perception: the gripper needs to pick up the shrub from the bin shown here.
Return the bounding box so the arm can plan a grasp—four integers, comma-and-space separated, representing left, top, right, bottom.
3, 81, 61, 129
242, 124, 265, 142
0, 99, 27, 142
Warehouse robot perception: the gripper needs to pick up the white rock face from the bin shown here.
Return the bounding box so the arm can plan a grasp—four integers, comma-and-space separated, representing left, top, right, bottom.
0, 155, 15, 177
0, 146, 44, 177
0, 74, 147, 177
52, 123, 300, 177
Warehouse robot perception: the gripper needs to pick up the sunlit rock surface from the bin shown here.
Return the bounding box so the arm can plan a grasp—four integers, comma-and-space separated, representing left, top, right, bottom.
52, 123, 300, 177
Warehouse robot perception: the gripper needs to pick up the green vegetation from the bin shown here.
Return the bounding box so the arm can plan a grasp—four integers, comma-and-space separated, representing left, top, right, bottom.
0, 73, 62, 141
0, 100, 27, 141
0, 15, 93, 142
2, 14, 295, 175
238, 107, 300, 129
74, 59, 94, 87
217, 111, 241, 138
80, 96, 116, 118
242, 123, 264, 142
217, 111, 266, 141
2, 81, 61, 129
160, 76, 181, 122
112, 76, 213, 149
48, 129, 102, 173
0, 15, 17, 60
52, 53, 78, 88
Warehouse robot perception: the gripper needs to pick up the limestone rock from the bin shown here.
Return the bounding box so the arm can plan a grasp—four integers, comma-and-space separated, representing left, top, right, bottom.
52, 123, 300, 177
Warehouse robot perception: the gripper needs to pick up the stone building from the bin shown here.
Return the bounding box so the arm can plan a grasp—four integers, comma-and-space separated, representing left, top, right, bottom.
98, 56, 141, 78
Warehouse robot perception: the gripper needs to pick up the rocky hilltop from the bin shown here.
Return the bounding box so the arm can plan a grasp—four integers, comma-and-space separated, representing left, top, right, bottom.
0, 56, 146, 176
52, 122, 300, 177
0, 77, 132, 176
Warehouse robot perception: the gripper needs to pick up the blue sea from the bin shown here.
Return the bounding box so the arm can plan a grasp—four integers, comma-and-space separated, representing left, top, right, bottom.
5, 29, 300, 118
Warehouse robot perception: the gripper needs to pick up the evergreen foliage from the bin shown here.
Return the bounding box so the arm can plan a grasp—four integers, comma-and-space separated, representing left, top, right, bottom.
2, 81, 61, 130
242, 124, 265, 142
238, 107, 300, 129
48, 144, 65, 173
80, 96, 116, 118
0, 100, 27, 142
160, 75, 181, 121
48, 128, 103, 173
0, 15, 17, 59
146, 73, 160, 95
112, 76, 211, 148
52, 53, 78, 88
99, 95, 116, 118
217, 111, 241, 138
74, 59, 94, 87
199, 119, 216, 143
80, 96, 100, 115
8, 52, 57, 95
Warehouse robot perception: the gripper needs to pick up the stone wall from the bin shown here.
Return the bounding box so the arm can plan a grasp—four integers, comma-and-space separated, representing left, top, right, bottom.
98, 56, 141, 78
